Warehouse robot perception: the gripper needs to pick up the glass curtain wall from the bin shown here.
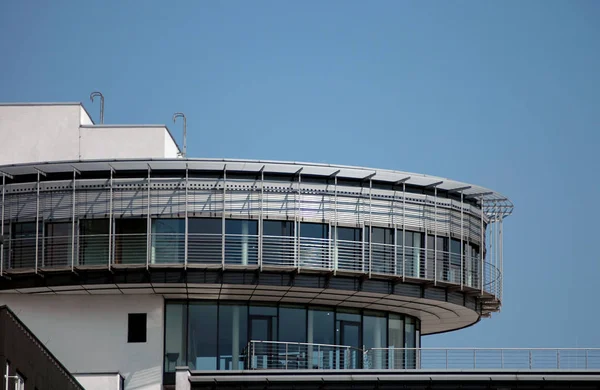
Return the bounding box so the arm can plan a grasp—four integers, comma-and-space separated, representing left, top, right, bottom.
334, 226, 362, 272
299, 222, 328, 269
188, 218, 221, 264
115, 219, 146, 264
10, 222, 39, 269
363, 312, 387, 369
188, 303, 218, 370
263, 220, 294, 266
152, 218, 184, 264
44, 222, 71, 267
79, 219, 109, 266
218, 304, 248, 370
369, 227, 394, 274
397, 231, 423, 278
225, 219, 258, 265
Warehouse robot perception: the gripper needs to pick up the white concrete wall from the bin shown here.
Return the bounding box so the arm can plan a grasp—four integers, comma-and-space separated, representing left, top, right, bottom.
164, 129, 181, 158
80, 126, 174, 160
80, 106, 94, 125
0, 294, 164, 390
0, 104, 81, 165
74, 373, 122, 390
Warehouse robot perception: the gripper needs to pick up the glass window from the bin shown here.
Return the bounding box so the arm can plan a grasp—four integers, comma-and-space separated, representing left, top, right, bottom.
188, 303, 218, 370
335, 227, 361, 242
44, 222, 71, 268
188, 218, 222, 264
249, 305, 277, 341
335, 226, 362, 272
363, 312, 387, 369
308, 307, 335, 370
164, 303, 187, 373
115, 219, 147, 264
225, 220, 258, 265
279, 306, 306, 343
152, 219, 184, 264
335, 310, 361, 348
263, 220, 294, 236
10, 222, 39, 269
299, 222, 328, 239
218, 304, 248, 370
79, 219, 109, 266
405, 317, 417, 368
369, 227, 394, 274
388, 314, 404, 369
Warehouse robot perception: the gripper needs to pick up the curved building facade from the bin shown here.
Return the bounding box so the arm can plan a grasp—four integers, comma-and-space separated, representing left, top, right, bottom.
0, 103, 513, 390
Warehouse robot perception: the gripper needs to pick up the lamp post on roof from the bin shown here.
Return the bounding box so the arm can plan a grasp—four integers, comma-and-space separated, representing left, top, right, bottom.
173, 112, 187, 158
90, 92, 104, 124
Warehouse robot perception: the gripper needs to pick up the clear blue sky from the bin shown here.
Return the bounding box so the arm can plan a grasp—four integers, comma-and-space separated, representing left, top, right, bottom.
1, 0, 599, 348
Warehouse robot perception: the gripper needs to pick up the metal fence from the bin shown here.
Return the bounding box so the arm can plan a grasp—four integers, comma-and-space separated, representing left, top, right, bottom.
364, 348, 600, 370
246, 341, 362, 370
0, 232, 497, 296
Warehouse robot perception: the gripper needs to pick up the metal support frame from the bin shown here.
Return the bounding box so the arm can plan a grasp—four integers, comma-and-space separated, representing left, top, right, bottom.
293, 168, 302, 270
184, 165, 189, 269
0, 173, 7, 276
368, 178, 372, 278
333, 172, 339, 275
259, 166, 265, 271
222, 165, 227, 269
480, 196, 484, 295
433, 186, 437, 285
402, 182, 406, 281
499, 216, 503, 301
146, 166, 151, 269
34, 169, 45, 273
108, 167, 114, 269
460, 191, 464, 290
71, 167, 80, 271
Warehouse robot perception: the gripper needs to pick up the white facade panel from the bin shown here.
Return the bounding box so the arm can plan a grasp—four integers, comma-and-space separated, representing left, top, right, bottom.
0, 104, 81, 165
74, 373, 122, 390
0, 294, 164, 390
80, 126, 170, 160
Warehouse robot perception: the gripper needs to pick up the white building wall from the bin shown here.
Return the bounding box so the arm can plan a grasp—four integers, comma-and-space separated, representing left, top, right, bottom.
80, 126, 174, 160
0, 294, 164, 390
0, 103, 82, 165
164, 129, 181, 158
74, 373, 123, 390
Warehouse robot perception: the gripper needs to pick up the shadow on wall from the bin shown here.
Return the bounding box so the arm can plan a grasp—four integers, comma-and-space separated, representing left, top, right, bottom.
124, 365, 162, 390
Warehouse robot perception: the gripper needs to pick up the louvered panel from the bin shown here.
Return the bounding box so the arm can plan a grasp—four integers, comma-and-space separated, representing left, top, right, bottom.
113, 187, 147, 217
41, 190, 73, 220
188, 189, 222, 215
370, 198, 393, 227
299, 193, 329, 221
77, 189, 109, 217
264, 189, 295, 219
152, 189, 185, 216
227, 189, 259, 216
335, 196, 362, 226
8, 192, 37, 221
402, 202, 425, 231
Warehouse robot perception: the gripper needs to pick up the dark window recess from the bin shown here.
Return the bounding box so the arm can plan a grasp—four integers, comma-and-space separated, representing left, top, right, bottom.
128, 313, 147, 343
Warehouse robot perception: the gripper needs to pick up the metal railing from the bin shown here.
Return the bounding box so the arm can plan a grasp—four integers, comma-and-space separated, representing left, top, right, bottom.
246, 340, 362, 370
0, 233, 497, 297
364, 348, 600, 370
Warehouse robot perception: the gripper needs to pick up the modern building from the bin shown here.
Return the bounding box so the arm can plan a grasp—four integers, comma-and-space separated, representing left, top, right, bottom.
0, 102, 598, 390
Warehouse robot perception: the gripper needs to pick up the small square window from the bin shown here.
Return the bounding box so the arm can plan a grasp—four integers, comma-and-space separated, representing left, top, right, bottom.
128, 313, 147, 343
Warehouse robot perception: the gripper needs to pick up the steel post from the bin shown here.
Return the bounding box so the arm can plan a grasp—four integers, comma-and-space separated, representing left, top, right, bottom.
222, 166, 226, 269
480, 196, 484, 295
460, 191, 464, 289
259, 168, 264, 271
368, 179, 372, 278
35, 171, 40, 273
0, 174, 5, 276
146, 166, 151, 268
71, 168, 77, 271
184, 165, 189, 269
402, 182, 406, 281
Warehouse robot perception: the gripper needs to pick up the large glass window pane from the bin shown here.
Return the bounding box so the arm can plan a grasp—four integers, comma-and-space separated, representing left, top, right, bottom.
436, 236, 449, 281
279, 306, 306, 343
388, 314, 404, 369
10, 222, 39, 269
299, 223, 328, 269
263, 221, 294, 266
188, 303, 218, 370
225, 219, 258, 265
307, 308, 335, 369
152, 219, 184, 264
249, 306, 278, 369
164, 303, 187, 373
336, 310, 361, 369
188, 218, 222, 264
79, 219, 109, 266
369, 227, 394, 274
363, 312, 387, 369
405, 317, 416, 368
218, 304, 248, 370
44, 222, 71, 268
115, 219, 147, 264
335, 227, 362, 272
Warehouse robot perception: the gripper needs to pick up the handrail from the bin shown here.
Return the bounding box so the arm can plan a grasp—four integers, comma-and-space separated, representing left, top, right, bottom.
1, 233, 499, 298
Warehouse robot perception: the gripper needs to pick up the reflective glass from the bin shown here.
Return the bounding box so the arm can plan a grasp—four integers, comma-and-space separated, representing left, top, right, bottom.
335, 227, 362, 272
279, 306, 306, 342
188, 218, 222, 264
299, 223, 328, 268
388, 314, 404, 369
79, 219, 109, 266
405, 317, 416, 368
263, 220, 294, 236
363, 312, 387, 369
164, 303, 187, 373
115, 219, 147, 264
11, 222, 39, 269
218, 304, 248, 370
225, 219, 258, 265
370, 227, 394, 274
188, 303, 218, 370
152, 219, 184, 264
299, 222, 327, 239
44, 222, 71, 267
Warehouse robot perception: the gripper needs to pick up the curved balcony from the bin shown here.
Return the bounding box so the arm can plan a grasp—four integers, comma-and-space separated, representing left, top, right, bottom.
0, 232, 500, 298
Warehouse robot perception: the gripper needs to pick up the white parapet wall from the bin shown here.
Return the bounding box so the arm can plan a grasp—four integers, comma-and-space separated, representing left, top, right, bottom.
0, 293, 164, 390
0, 103, 181, 165
74, 373, 124, 390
